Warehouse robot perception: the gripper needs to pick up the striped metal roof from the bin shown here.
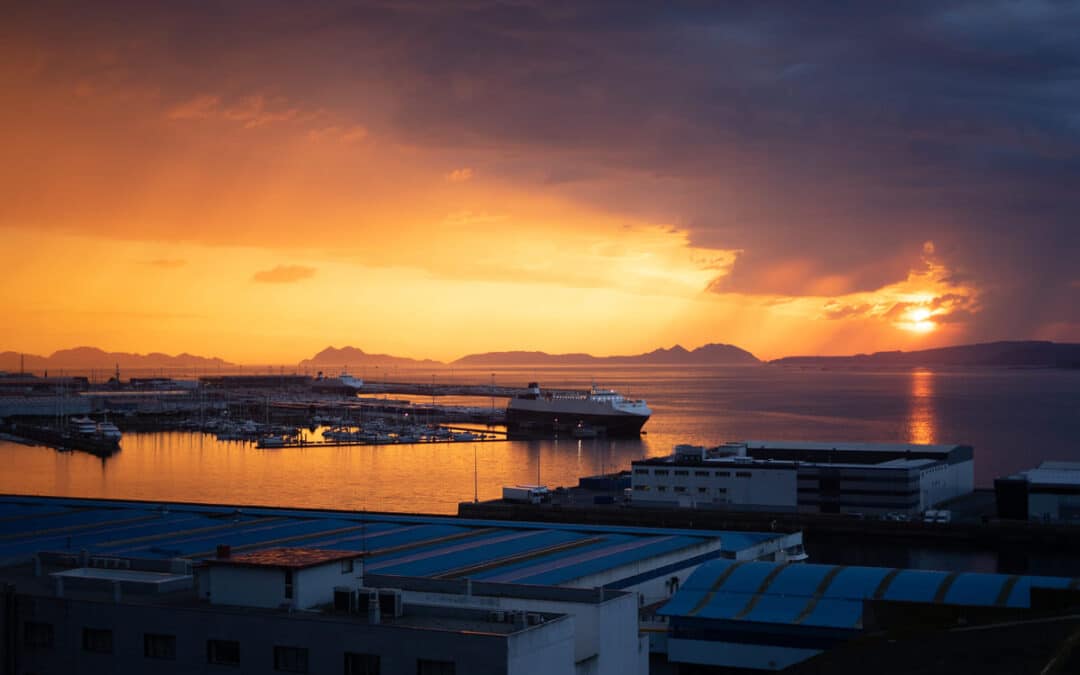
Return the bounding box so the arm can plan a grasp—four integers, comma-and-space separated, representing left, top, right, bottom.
0, 495, 778, 587
658, 559, 1078, 629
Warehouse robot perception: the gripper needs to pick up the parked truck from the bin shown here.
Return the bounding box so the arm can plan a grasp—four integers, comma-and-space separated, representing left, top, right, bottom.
502, 485, 548, 504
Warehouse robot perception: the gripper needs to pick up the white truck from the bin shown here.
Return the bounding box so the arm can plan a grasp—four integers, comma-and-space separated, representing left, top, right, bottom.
502, 485, 548, 504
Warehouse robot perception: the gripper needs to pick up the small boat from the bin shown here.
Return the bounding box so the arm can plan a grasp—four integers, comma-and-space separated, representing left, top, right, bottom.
256, 435, 288, 449
97, 421, 122, 441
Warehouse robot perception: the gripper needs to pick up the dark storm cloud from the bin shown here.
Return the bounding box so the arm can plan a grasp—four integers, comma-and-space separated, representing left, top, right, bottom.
9, 0, 1080, 338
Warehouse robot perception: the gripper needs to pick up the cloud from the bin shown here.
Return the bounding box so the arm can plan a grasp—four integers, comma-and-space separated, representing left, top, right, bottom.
252, 265, 316, 283
222, 95, 300, 128
144, 259, 186, 269
166, 95, 220, 121
307, 124, 368, 144
445, 168, 473, 183
5, 0, 1080, 345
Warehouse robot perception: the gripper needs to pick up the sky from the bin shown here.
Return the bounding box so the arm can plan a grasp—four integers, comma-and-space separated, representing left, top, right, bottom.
2, 1, 1078, 363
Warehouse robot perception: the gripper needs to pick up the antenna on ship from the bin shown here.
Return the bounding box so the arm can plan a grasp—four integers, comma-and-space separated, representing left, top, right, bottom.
473, 444, 479, 503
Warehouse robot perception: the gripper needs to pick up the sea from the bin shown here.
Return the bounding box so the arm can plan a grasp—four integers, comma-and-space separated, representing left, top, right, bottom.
3, 365, 1079, 573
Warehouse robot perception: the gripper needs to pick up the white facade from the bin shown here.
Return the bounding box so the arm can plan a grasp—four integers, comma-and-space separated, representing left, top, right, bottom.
632, 441, 974, 515
399, 584, 647, 675
632, 461, 797, 510
201, 555, 363, 609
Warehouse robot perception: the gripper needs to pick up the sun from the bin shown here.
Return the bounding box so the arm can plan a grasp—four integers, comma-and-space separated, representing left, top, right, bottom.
898, 307, 937, 334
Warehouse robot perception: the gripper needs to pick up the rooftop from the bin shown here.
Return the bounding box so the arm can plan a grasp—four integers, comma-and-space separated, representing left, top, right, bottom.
203, 547, 361, 570
744, 440, 966, 454
659, 559, 1080, 629
0, 494, 780, 587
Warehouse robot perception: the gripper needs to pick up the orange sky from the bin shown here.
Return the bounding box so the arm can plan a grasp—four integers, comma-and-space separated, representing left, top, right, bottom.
2, 3, 1041, 365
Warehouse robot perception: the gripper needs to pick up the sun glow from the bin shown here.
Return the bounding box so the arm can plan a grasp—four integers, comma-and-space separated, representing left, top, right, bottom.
899, 306, 937, 333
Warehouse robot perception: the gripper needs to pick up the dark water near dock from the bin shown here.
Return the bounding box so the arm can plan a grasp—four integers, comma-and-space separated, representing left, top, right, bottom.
2, 365, 1079, 572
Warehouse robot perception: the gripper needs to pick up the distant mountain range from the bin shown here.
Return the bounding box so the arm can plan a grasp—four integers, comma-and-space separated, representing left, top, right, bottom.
299, 346, 444, 370
0, 347, 233, 373
771, 341, 1080, 369
451, 343, 760, 366
7, 340, 1078, 375
300, 343, 759, 368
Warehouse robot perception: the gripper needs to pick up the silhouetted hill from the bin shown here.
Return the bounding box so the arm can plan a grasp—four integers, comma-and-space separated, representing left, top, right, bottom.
0, 347, 233, 373
299, 346, 444, 369
771, 341, 1080, 369
451, 343, 760, 366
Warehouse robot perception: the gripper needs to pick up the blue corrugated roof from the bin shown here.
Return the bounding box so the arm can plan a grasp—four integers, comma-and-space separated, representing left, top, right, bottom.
659, 559, 1079, 628
0, 495, 778, 588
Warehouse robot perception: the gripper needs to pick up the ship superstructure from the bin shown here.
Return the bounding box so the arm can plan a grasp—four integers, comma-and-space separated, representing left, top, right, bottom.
505, 382, 651, 437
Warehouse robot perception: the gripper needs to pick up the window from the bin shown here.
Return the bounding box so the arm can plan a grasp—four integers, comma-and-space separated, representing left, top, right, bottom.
674, 486, 687, 493
274, 646, 309, 673
694, 471, 710, 477
345, 652, 381, 675
145, 633, 176, 660
417, 659, 455, 675
657, 486, 667, 492
736, 471, 752, 478
633, 485, 648, 491
24, 621, 53, 649
284, 570, 294, 599
208, 639, 240, 666
83, 628, 113, 654
674, 470, 688, 476
697, 487, 708, 494
342, 559, 354, 574
716, 487, 727, 493
716, 471, 730, 477
633, 469, 649, 475
653, 469, 669, 476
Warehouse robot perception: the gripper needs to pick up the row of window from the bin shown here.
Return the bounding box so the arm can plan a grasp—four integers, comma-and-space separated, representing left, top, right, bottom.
636, 469, 753, 479
24, 622, 452, 674
635, 485, 729, 494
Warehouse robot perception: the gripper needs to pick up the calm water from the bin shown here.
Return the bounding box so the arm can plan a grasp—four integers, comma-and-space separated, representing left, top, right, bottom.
3, 365, 1079, 516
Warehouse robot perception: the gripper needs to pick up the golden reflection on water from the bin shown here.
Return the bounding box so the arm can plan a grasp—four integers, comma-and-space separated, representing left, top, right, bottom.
906, 368, 937, 445
0, 432, 652, 515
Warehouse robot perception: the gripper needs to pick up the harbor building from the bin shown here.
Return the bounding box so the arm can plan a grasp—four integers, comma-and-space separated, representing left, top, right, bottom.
0, 494, 803, 674
4, 549, 618, 675
630, 440, 974, 516
995, 461, 1080, 522
656, 558, 1080, 672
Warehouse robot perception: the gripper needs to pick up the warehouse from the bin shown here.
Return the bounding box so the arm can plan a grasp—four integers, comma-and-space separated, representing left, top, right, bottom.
631, 440, 974, 515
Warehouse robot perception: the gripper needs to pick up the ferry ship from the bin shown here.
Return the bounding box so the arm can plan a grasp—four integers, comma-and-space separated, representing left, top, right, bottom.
505, 383, 651, 437
312, 371, 364, 394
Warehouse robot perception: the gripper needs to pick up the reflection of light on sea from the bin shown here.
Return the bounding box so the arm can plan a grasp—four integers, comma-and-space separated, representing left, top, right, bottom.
907, 369, 937, 445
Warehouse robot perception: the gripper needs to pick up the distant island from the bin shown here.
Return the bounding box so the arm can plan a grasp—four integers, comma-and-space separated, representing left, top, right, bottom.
0, 347, 234, 373
299, 343, 759, 368
299, 346, 443, 370
451, 343, 760, 366
771, 341, 1080, 369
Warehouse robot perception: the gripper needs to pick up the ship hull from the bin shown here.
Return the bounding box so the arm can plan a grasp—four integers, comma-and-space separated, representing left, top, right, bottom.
505, 407, 648, 438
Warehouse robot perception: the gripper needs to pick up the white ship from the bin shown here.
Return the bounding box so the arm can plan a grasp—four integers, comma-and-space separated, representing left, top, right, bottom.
505, 383, 651, 437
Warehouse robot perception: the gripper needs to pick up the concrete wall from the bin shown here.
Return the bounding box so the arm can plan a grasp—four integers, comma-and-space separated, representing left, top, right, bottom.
631, 464, 796, 509
207, 566, 285, 608
506, 614, 575, 675
205, 560, 362, 610
1030, 491, 1080, 522
919, 459, 974, 510
397, 588, 646, 675
16, 593, 537, 675
296, 561, 362, 609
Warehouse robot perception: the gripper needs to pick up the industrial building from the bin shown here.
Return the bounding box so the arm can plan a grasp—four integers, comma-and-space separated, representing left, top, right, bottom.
0, 494, 802, 675
631, 440, 974, 515
995, 461, 1080, 522
656, 558, 1080, 672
